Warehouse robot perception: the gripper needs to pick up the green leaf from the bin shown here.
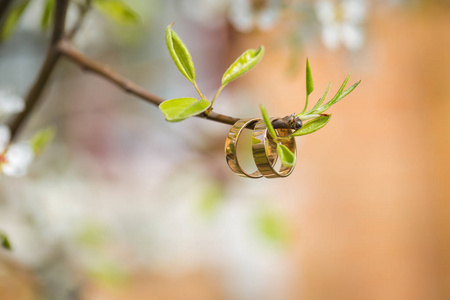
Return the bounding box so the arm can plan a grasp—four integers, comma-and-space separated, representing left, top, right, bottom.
0, 0, 30, 41
159, 97, 210, 122
93, 0, 140, 25
310, 82, 331, 113
0, 232, 12, 250
276, 143, 296, 167
165, 23, 196, 83
318, 75, 350, 112
291, 115, 331, 137
222, 46, 264, 86
331, 80, 361, 106
300, 58, 314, 115
259, 104, 277, 141
31, 128, 55, 155
41, 0, 55, 30
306, 58, 314, 96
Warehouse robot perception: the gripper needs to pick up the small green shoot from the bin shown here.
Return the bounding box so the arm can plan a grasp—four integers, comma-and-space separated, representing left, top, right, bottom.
260, 104, 277, 142
291, 115, 331, 137
296, 58, 360, 135
300, 58, 314, 115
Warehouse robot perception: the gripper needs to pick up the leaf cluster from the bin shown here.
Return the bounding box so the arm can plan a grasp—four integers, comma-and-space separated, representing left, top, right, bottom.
260, 104, 296, 168
259, 59, 360, 167
159, 23, 264, 122
292, 59, 360, 137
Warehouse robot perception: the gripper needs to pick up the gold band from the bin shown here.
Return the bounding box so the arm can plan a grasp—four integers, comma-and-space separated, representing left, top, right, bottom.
252, 119, 296, 178
225, 118, 277, 178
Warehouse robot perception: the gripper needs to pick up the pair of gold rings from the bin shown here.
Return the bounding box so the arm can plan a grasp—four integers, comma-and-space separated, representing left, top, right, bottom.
225, 118, 296, 179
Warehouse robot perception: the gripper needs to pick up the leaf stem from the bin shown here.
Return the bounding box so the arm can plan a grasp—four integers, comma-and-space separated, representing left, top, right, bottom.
209, 84, 225, 110
300, 94, 309, 115
7, 0, 70, 141
192, 81, 206, 100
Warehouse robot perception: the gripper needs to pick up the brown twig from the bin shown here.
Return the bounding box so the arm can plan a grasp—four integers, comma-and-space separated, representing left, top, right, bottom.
8, 0, 70, 141
57, 39, 299, 129
0, 0, 14, 44
8, 0, 298, 140
0, 0, 13, 24
50, 0, 69, 44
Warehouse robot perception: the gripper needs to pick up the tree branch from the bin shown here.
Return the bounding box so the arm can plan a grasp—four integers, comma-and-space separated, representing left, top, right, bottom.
8, 0, 70, 141
7, 0, 300, 140
0, 0, 13, 24
0, 0, 13, 44
51, 0, 69, 45
0, 0, 12, 22
57, 39, 300, 130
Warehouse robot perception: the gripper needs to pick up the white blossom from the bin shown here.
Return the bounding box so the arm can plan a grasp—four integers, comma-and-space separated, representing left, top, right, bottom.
181, 0, 229, 27
0, 90, 25, 115
229, 0, 282, 32
315, 0, 367, 51
0, 125, 34, 177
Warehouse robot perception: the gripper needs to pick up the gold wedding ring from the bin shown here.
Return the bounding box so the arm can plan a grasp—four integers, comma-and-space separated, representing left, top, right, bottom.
225, 118, 277, 178
252, 119, 296, 178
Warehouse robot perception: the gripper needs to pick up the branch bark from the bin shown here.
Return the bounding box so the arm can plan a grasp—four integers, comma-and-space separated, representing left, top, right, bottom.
8, 0, 70, 141
0, 0, 13, 24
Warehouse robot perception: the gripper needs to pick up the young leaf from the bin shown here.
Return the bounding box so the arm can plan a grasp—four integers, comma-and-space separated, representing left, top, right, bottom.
93, 0, 139, 25
31, 127, 55, 155
318, 75, 350, 112
260, 104, 277, 141
222, 46, 264, 86
324, 80, 361, 109
0, 0, 31, 41
306, 58, 314, 96
165, 24, 196, 83
41, 0, 55, 30
277, 143, 296, 167
159, 98, 210, 122
300, 58, 314, 115
0, 232, 12, 250
291, 115, 331, 137
309, 82, 331, 113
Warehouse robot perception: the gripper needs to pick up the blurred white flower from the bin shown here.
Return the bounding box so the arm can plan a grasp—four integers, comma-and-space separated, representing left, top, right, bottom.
0, 90, 25, 115
315, 0, 367, 51
181, 0, 229, 27
229, 0, 282, 32
0, 125, 34, 177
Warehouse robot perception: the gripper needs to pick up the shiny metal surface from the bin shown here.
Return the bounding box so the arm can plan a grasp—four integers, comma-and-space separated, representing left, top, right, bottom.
252, 119, 297, 178
225, 118, 277, 178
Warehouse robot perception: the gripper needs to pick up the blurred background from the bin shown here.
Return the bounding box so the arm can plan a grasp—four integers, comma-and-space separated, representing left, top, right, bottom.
1, 0, 450, 299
